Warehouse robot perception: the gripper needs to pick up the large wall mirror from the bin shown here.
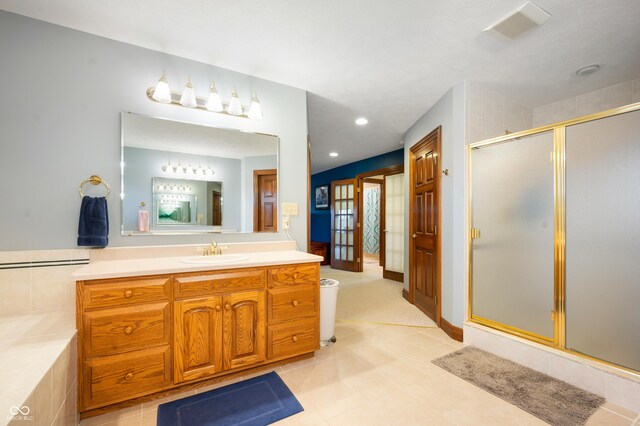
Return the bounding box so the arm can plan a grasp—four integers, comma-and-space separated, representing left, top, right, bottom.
121, 112, 279, 235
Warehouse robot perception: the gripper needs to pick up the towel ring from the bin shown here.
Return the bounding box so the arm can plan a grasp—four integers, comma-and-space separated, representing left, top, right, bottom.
79, 175, 110, 197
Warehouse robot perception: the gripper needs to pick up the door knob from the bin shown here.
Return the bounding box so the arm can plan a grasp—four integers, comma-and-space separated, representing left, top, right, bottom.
124, 290, 133, 298
292, 335, 298, 342
292, 300, 299, 307
124, 326, 133, 335
125, 372, 133, 381
225, 304, 231, 310
215, 305, 221, 311
412, 233, 417, 239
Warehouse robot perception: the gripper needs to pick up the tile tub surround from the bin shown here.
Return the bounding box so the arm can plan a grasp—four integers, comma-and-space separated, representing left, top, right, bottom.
0, 249, 89, 317
0, 312, 77, 426
463, 322, 640, 413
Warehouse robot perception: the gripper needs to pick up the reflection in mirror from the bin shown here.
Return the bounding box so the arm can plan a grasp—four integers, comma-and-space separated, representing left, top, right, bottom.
121, 113, 278, 235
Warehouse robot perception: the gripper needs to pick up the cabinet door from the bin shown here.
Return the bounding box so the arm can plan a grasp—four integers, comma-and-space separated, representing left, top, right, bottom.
223, 291, 266, 370
174, 296, 223, 383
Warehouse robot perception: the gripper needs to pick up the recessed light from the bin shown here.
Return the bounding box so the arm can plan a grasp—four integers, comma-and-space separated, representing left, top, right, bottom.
329, 152, 339, 157
355, 117, 368, 125
576, 64, 600, 76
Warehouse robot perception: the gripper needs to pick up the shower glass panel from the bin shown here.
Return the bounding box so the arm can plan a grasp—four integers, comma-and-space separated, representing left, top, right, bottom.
471, 131, 555, 340
565, 110, 640, 371
385, 173, 404, 273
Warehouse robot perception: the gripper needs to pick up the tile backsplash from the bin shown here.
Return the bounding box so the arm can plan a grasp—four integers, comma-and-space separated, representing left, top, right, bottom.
0, 249, 89, 316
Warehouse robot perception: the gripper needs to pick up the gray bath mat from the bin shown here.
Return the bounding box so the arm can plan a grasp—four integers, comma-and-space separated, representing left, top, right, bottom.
432, 347, 604, 426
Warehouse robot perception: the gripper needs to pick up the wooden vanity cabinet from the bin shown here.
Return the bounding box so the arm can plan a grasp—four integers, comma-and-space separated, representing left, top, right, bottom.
173, 290, 266, 384
77, 262, 319, 416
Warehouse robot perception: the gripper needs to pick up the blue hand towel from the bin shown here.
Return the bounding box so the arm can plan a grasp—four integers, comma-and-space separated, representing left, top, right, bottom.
78, 196, 109, 247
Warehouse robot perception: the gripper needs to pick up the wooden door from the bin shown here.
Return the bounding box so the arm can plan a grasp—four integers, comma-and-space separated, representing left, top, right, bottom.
223, 290, 266, 370
383, 172, 405, 283
211, 191, 222, 226
253, 170, 277, 232
409, 127, 441, 323
174, 296, 223, 383
330, 178, 359, 271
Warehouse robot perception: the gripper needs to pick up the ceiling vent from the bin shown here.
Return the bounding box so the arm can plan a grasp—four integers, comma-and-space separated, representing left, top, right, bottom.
483, 1, 551, 39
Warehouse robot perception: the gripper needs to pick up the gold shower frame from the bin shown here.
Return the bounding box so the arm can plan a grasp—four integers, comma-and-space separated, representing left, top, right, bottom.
467, 101, 640, 373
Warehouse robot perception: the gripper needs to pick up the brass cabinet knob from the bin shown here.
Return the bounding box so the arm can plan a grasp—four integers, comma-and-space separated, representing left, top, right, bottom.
293, 273, 300, 280
124, 326, 133, 335
124, 290, 133, 298
225, 304, 231, 310
125, 372, 133, 381
215, 305, 222, 311
412, 233, 417, 239
292, 335, 298, 342
292, 300, 299, 307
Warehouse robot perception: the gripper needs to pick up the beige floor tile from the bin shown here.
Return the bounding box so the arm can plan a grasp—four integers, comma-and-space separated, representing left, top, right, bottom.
79, 405, 141, 426
373, 359, 431, 388
141, 390, 195, 412
140, 409, 157, 426
274, 409, 328, 425
603, 402, 639, 420
585, 408, 633, 426
326, 405, 389, 426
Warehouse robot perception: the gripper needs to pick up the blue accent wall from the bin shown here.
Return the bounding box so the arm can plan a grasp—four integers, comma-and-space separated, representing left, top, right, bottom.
310, 148, 404, 243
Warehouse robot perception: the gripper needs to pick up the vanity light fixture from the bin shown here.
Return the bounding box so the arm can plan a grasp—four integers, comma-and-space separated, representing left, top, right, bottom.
227, 87, 243, 116
248, 91, 263, 120
180, 77, 197, 108
147, 73, 262, 120
329, 152, 339, 157
206, 81, 224, 112
161, 160, 215, 177
152, 71, 172, 103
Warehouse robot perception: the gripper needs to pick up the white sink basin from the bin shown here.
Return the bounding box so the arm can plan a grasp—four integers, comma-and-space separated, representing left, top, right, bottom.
180, 254, 249, 264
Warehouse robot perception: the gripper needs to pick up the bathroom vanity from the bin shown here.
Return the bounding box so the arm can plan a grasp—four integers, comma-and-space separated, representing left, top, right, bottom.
73, 248, 322, 417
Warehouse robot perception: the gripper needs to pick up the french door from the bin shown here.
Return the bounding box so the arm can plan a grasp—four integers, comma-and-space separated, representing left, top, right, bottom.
330, 179, 359, 271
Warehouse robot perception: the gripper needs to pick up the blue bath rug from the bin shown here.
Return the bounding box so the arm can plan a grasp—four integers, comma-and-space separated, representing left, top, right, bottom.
157, 371, 303, 426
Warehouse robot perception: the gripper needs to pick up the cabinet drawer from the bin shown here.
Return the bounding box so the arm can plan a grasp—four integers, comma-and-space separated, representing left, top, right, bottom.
83, 345, 171, 410
174, 268, 266, 298
268, 264, 319, 288
83, 302, 170, 357
81, 276, 171, 309
268, 286, 317, 323
267, 318, 318, 359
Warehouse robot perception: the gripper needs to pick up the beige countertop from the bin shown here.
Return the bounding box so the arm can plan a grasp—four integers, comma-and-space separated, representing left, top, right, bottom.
72, 250, 323, 281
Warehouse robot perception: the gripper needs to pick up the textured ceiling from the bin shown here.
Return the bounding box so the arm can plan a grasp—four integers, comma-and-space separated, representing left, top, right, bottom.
2, 1, 639, 172
123, 113, 277, 159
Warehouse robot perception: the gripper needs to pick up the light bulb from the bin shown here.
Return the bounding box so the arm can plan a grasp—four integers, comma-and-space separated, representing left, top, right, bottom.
206, 81, 223, 112
180, 77, 197, 108
248, 91, 263, 120
152, 71, 172, 103
227, 87, 243, 116
161, 164, 168, 172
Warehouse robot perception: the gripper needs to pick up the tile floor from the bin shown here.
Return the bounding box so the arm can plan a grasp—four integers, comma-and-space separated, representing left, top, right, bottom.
79, 266, 639, 426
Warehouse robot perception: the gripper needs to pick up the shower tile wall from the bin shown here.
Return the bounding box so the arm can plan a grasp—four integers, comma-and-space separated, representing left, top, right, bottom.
533, 77, 640, 127
465, 82, 534, 144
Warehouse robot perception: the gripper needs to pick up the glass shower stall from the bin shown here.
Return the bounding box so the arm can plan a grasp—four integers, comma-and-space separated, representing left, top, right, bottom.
469, 104, 640, 373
